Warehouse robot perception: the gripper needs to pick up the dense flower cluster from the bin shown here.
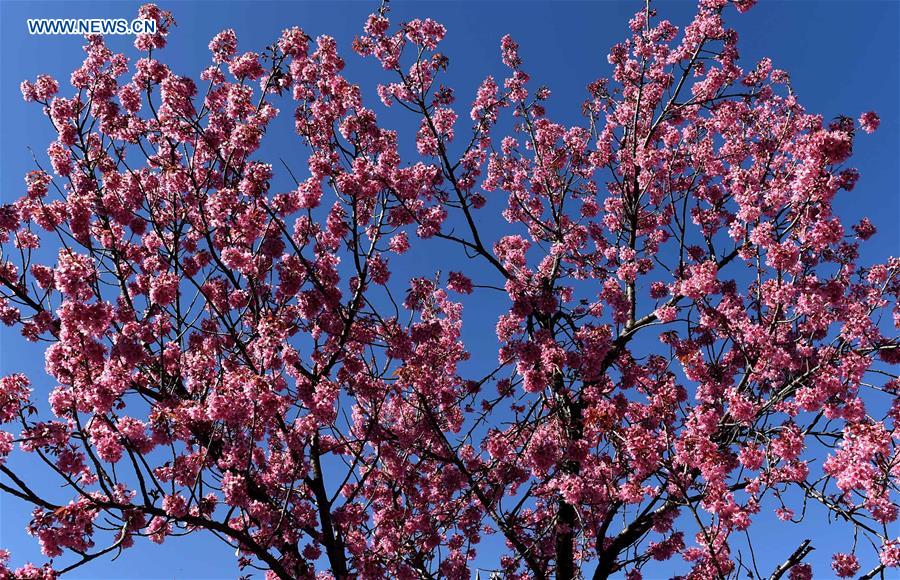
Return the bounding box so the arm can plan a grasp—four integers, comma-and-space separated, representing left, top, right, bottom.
0, 1, 896, 578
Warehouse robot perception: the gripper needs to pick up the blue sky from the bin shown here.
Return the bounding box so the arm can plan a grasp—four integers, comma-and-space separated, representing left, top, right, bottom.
0, 0, 897, 578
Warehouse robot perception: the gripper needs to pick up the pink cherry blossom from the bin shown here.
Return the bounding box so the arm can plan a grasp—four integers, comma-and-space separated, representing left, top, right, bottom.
209, 29, 238, 63
831, 553, 860, 577
859, 111, 880, 133
0, 2, 896, 579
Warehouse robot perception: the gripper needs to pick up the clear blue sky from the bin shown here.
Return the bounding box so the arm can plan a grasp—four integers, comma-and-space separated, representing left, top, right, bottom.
1, 0, 897, 578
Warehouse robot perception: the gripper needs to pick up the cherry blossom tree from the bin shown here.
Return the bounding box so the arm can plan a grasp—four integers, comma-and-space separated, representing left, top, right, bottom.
1, 0, 898, 578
